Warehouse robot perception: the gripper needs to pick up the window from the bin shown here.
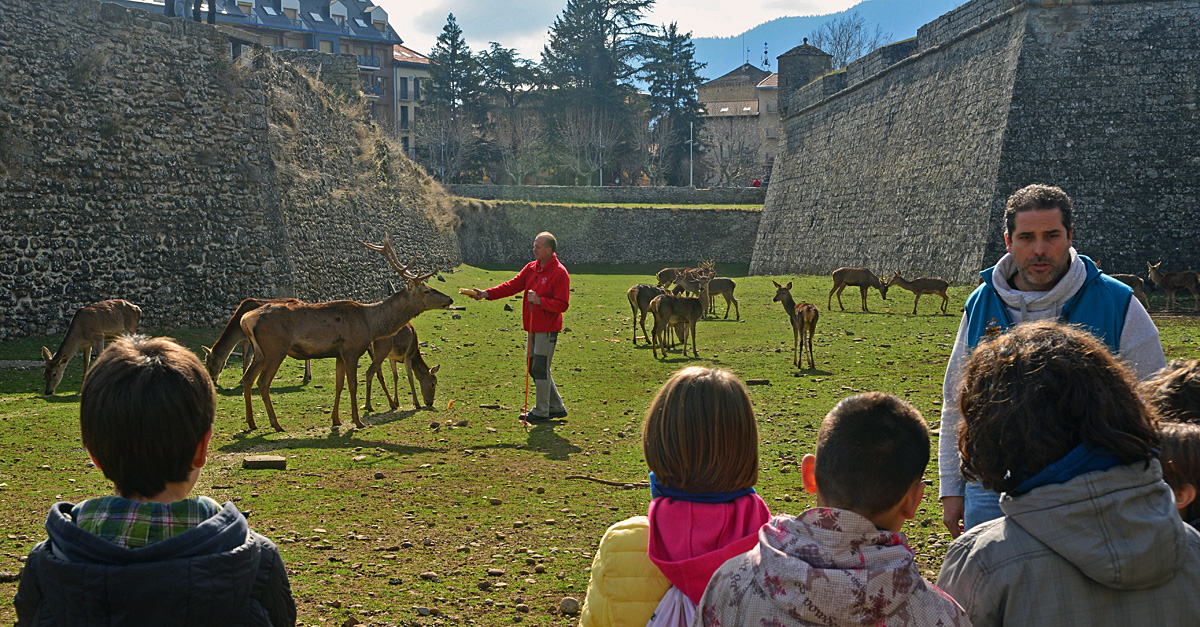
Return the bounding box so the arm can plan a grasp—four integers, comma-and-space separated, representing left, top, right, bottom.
401, 136, 409, 153
400, 105, 409, 130
282, 7, 297, 19
319, 40, 333, 53
310, 12, 323, 21
332, 15, 344, 25
412, 77, 419, 100
398, 77, 408, 100
262, 5, 277, 15
354, 18, 368, 28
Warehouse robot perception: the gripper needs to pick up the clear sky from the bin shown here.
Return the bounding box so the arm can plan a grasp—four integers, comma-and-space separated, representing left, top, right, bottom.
376, 0, 861, 59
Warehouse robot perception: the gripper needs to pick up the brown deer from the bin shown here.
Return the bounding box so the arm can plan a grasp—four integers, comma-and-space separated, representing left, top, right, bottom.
649, 294, 705, 359
239, 234, 453, 431
363, 323, 439, 412
656, 267, 688, 289
672, 269, 713, 301
704, 277, 740, 320
1147, 262, 1200, 312
42, 299, 142, 395
1108, 274, 1150, 311
626, 284, 666, 344
828, 267, 889, 312
202, 298, 311, 386
772, 281, 819, 369
887, 271, 950, 315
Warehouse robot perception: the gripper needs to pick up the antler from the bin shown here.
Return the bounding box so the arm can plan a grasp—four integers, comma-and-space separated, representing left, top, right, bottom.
360, 232, 438, 283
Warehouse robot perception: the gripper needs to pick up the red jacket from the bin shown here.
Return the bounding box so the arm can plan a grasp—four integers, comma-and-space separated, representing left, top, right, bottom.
485, 254, 570, 332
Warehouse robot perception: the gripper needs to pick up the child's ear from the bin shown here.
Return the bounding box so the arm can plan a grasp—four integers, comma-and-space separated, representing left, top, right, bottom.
899, 479, 926, 521
1176, 483, 1197, 511
800, 454, 818, 495
192, 426, 214, 470
86, 449, 103, 471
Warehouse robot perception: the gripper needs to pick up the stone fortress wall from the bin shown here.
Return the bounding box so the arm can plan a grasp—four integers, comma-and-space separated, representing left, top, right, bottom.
0, 0, 459, 340
753, 0, 1200, 283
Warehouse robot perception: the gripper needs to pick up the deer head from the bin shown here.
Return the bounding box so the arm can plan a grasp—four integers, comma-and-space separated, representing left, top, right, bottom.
420, 364, 440, 407
41, 346, 68, 396
771, 280, 793, 302
361, 233, 453, 310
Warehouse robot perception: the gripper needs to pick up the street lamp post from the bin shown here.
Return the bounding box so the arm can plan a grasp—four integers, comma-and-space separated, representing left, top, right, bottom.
688, 121, 694, 188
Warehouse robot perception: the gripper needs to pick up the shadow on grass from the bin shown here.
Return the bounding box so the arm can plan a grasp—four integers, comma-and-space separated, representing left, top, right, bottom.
216, 383, 309, 397
219, 409, 439, 457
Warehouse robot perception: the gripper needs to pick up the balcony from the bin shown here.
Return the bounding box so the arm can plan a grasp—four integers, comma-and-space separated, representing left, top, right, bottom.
357, 55, 381, 69
361, 83, 382, 98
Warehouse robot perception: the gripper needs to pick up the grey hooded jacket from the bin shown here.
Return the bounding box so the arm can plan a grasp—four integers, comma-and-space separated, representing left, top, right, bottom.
937, 460, 1200, 626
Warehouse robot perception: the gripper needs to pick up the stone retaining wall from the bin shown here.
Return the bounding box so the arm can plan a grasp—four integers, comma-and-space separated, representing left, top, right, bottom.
448, 184, 766, 206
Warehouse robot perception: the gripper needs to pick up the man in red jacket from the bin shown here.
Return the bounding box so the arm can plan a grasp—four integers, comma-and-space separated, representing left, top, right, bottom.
468, 232, 571, 421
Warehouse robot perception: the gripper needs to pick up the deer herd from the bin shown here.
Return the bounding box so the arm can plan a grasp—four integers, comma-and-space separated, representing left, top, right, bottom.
37, 246, 1200, 430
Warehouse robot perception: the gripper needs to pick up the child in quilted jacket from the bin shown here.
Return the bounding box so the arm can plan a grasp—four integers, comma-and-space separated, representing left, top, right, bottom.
695, 392, 969, 626
579, 367, 771, 627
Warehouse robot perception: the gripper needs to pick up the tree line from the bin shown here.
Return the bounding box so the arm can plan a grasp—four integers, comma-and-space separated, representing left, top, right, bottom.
415, 0, 706, 187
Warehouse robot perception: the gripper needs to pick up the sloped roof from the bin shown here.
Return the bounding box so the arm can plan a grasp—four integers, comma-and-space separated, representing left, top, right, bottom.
757, 73, 778, 88
780, 38, 831, 58
702, 62, 771, 88
394, 44, 430, 68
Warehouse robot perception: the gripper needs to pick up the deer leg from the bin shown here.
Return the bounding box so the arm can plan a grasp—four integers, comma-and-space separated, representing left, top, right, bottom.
940, 293, 949, 314
331, 358, 346, 427
806, 324, 816, 370
405, 357, 419, 409
83, 343, 96, 376
630, 301, 640, 344
255, 356, 286, 432
689, 321, 698, 358
242, 340, 253, 375
732, 296, 740, 321
302, 359, 312, 383
793, 325, 799, 368
913, 294, 921, 315
639, 311, 651, 346
859, 286, 869, 312
346, 357, 363, 428
241, 358, 261, 431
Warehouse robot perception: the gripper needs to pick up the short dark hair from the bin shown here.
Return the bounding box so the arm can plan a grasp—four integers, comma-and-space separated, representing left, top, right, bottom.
643, 367, 758, 493
1160, 422, 1200, 522
1005, 184, 1073, 236
814, 392, 930, 517
536, 231, 557, 253
1142, 359, 1200, 424
80, 336, 215, 499
959, 320, 1157, 494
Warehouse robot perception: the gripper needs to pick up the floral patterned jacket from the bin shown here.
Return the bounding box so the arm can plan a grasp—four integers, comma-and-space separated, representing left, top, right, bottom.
693, 509, 969, 626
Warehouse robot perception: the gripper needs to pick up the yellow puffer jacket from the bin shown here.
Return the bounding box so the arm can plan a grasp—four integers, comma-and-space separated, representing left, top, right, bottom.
578, 516, 672, 627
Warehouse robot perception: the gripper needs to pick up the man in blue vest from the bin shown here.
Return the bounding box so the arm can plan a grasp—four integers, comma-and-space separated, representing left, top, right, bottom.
939, 184, 1166, 538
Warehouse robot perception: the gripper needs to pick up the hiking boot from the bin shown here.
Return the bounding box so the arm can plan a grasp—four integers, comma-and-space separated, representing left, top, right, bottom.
548, 409, 569, 419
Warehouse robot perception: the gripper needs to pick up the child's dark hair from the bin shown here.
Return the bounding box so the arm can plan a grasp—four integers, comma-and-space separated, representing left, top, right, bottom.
1160, 422, 1200, 522
643, 367, 758, 494
1142, 359, 1200, 424
815, 392, 929, 517
80, 336, 215, 499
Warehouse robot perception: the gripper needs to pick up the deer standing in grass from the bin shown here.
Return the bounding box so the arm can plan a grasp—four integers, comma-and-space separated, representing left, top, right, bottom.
1109, 274, 1150, 311
772, 281, 819, 369
1147, 262, 1200, 313
649, 294, 705, 359
704, 277, 740, 320
828, 267, 889, 312
239, 235, 452, 431
626, 284, 666, 344
202, 298, 311, 386
42, 299, 141, 395
887, 271, 950, 315
363, 323, 439, 412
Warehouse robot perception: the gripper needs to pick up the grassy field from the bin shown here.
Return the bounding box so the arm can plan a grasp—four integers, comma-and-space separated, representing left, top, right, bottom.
1, 265, 1197, 626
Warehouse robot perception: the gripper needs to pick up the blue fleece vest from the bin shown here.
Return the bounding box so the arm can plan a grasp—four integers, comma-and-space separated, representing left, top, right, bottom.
963, 255, 1131, 352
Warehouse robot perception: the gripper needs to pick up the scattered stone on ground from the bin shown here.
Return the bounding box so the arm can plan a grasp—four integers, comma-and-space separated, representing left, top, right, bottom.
487, 568, 505, 576
559, 597, 580, 615
242, 455, 287, 470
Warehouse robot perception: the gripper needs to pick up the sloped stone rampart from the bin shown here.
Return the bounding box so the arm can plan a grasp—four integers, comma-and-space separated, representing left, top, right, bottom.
755, 0, 1200, 283
453, 200, 759, 266
0, 0, 458, 340
448, 184, 766, 206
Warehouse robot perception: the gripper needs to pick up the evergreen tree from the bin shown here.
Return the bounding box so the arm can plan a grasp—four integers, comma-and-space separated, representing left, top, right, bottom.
641, 22, 705, 186
422, 14, 484, 182
541, 0, 654, 108
427, 14, 481, 114
476, 43, 540, 110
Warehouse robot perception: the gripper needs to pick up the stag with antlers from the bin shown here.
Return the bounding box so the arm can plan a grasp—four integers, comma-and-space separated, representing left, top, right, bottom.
239, 234, 452, 431
42, 299, 142, 395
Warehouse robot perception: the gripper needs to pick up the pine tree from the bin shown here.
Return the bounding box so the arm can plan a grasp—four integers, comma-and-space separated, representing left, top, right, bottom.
476, 43, 540, 110
427, 14, 481, 115
641, 22, 705, 186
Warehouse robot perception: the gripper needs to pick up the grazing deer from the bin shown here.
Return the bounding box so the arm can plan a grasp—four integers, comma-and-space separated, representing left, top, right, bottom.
772, 281, 819, 369
42, 299, 142, 395
887, 271, 950, 315
705, 277, 740, 320
656, 267, 688, 289
202, 298, 311, 386
239, 234, 453, 431
1147, 262, 1200, 313
363, 323, 439, 412
828, 267, 889, 312
626, 284, 666, 344
1109, 274, 1150, 311
649, 294, 705, 359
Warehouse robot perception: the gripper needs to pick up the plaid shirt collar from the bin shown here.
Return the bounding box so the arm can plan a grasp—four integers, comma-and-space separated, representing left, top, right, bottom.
71, 495, 223, 549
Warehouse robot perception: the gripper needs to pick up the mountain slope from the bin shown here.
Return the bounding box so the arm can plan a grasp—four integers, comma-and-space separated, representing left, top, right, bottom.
693, 0, 964, 79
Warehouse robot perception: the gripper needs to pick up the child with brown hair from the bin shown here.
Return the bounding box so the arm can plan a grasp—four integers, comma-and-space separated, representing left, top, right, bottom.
694, 392, 967, 626
579, 366, 770, 627
14, 336, 295, 626
1159, 422, 1200, 530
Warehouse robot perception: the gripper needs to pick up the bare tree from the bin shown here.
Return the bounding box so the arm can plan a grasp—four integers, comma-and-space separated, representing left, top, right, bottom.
555, 106, 625, 185
701, 118, 758, 187
491, 109, 547, 185
808, 11, 892, 69
415, 108, 480, 183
